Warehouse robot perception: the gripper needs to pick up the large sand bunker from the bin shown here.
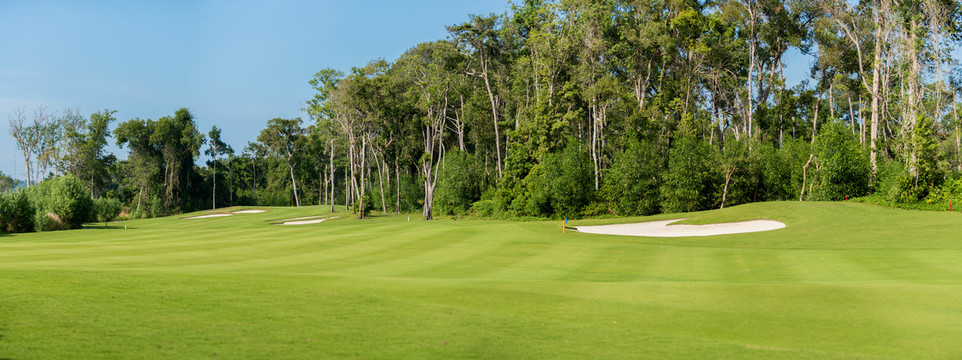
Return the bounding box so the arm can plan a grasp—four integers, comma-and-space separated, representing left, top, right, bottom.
184, 209, 266, 219
576, 219, 785, 237
276, 216, 339, 226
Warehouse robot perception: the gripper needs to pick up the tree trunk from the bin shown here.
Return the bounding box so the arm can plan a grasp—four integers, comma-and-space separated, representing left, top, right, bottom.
829, 82, 836, 120
212, 159, 217, 209
252, 158, 258, 204
358, 134, 367, 219
812, 93, 821, 143
481, 59, 503, 178
952, 95, 962, 171
591, 102, 600, 192
848, 94, 856, 137
457, 94, 466, 151
330, 139, 336, 212
800, 154, 815, 201
721, 168, 735, 209
859, 95, 865, 144
905, 16, 921, 180
377, 151, 387, 214
228, 160, 234, 206
870, 15, 882, 177
288, 160, 300, 207
23, 153, 32, 187
746, 2, 757, 139
390, 157, 398, 214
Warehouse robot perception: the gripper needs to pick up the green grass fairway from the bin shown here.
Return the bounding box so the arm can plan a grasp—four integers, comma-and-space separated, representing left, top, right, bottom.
2, 202, 962, 359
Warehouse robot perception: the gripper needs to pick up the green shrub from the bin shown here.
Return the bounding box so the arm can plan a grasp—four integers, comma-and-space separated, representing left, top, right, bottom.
661, 136, 719, 213
525, 141, 593, 219
471, 199, 495, 217
35, 175, 94, 229
874, 160, 906, 201
351, 191, 374, 218
759, 142, 793, 201
717, 138, 763, 207
435, 150, 483, 216
810, 121, 870, 201
150, 196, 166, 217
602, 139, 662, 216
93, 197, 123, 225
0, 190, 36, 233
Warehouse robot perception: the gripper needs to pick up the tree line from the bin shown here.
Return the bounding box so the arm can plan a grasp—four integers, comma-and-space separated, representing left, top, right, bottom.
4, 0, 962, 232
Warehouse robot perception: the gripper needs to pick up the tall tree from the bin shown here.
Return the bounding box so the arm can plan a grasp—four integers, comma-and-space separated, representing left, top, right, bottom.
115, 118, 161, 213
258, 118, 305, 207
8, 106, 54, 187
151, 108, 204, 212
306, 68, 346, 212
450, 14, 507, 178
395, 41, 465, 220
206, 126, 229, 209
59, 109, 117, 197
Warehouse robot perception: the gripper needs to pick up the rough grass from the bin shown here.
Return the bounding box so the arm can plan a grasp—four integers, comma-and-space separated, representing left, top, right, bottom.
1, 202, 962, 359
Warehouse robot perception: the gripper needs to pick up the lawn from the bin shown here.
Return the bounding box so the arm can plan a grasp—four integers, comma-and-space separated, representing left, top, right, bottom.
2, 202, 962, 359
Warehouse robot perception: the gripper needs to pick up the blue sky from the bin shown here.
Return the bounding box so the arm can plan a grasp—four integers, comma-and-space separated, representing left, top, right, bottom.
0, 0, 513, 179
0, 0, 815, 180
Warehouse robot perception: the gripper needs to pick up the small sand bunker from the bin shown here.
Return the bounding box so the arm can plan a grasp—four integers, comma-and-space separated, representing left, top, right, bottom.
184, 214, 234, 219
277, 216, 339, 226
576, 219, 785, 237
232, 210, 266, 214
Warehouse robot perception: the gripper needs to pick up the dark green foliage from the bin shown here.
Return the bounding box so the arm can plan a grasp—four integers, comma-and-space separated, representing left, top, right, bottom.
395, 174, 424, 213
759, 143, 791, 201
857, 175, 962, 212
93, 197, 122, 225
925, 178, 962, 210
496, 141, 539, 217
352, 191, 374, 218
908, 115, 942, 198
472, 199, 496, 217
602, 139, 662, 216
874, 159, 907, 202
661, 136, 720, 213
7, 0, 959, 223
113, 108, 204, 216
718, 138, 763, 208
0, 190, 35, 233
435, 150, 483, 216
760, 139, 814, 201
525, 141, 593, 219
810, 121, 870, 201
35, 175, 94, 230
0, 171, 16, 193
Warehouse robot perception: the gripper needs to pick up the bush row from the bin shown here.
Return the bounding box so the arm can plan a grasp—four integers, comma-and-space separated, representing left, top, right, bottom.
435, 121, 876, 219
0, 175, 121, 233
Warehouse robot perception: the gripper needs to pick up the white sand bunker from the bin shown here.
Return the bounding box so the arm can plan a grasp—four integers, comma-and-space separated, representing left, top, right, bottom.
276, 216, 339, 226
185, 209, 266, 219
184, 214, 233, 219
576, 219, 785, 237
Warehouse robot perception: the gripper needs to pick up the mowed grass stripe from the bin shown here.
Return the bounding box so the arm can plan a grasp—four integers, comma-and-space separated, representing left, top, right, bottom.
3, 202, 962, 359
564, 244, 660, 282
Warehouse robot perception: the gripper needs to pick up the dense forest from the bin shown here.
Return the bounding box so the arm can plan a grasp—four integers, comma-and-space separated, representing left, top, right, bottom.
4, 0, 962, 232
